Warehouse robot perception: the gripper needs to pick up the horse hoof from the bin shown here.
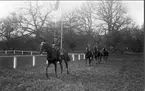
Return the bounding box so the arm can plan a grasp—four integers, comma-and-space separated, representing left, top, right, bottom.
46, 76, 50, 79
56, 75, 58, 78
46, 74, 49, 79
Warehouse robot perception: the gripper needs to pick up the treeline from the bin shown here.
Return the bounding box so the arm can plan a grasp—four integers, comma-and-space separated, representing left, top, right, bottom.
0, 0, 144, 53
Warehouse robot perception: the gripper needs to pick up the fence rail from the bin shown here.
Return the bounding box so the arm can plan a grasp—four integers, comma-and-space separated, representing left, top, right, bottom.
0, 50, 43, 55
0, 50, 143, 69
0, 50, 85, 69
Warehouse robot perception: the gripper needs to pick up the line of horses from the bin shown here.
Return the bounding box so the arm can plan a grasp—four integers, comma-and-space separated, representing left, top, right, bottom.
85, 47, 109, 66
40, 42, 109, 79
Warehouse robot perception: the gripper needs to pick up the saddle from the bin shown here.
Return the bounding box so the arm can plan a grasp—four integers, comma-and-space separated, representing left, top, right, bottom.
49, 48, 59, 58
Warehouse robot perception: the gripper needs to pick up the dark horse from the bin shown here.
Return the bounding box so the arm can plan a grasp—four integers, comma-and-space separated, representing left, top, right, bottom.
94, 47, 109, 64
40, 43, 70, 78
85, 48, 93, 66
93, 47, 103, 64
102, 48, 109, 62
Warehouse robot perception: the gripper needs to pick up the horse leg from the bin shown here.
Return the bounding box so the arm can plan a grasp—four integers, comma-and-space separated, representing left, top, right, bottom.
99, 56, 102, 64
95, 56, 98, 64
86, 58, 87, 66
101, 55, 102, 63
105, 55, 107, 63
64, 60, 69, 74
89, 58, 91, 66
102, 55, 105, 63
97, 56, 99, 64
95, 58, 97, 64
54, 62, 58, 77
46, 62, 51, 79
106, 55, 108, 61
105, 55, 108, 62
103, 54, 107, 63
59, 60, 63, 74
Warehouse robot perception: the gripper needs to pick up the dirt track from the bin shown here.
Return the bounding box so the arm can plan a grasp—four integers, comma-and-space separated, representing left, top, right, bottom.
0, 54, 144, 91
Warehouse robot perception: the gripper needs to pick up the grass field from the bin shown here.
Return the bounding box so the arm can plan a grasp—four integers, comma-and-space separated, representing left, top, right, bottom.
0, 54, 144, 91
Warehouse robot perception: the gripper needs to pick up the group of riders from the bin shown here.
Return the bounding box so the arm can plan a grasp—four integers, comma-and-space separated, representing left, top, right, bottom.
40, 39, 109, 78
85, 44, 109, 65
40, 39, 109, 64
85, 44, 108, 55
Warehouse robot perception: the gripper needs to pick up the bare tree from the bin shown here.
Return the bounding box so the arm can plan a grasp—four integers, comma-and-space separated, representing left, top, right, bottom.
18, 1, 55, 39
93, 0, 132, 33
63, 2, 101, 45
74, 2, 98, 44
0, 13, 24, 40
63, 10, 82, 35
0, 13, 25, 48
76, 2, 95, 35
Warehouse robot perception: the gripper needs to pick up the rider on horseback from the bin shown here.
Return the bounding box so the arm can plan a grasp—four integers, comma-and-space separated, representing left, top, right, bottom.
52, 41, 56, 49
85, 44, 91, 52
40, 38, 46, 55
39, 38, 70, 78
85, 44, 93, 65
41, 38, 46, 46
52, 39, 60, 51
52, 40, 64, 56
85, 44, 93, 56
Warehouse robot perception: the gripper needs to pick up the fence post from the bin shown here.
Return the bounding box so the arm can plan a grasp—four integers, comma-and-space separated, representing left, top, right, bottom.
13, 56, 17, 69
78, 54, 81, 60
83, 54, 85, 59
14, 50, 15, 54
5, 51, 7, 54
31, 52, 32, 55
72, 54, 75, 61
32, 56, 35, 66
22, 51, 23, 55
46, 59, 48, 64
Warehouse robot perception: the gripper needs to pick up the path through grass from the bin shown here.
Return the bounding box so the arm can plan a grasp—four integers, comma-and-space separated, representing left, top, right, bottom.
0, 54, 144, 91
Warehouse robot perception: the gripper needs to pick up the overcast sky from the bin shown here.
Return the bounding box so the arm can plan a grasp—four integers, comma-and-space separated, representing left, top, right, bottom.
0, 1, 144, 27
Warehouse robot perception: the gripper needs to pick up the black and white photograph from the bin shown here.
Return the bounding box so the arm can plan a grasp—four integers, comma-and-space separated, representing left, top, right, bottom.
0, 0, 144, 91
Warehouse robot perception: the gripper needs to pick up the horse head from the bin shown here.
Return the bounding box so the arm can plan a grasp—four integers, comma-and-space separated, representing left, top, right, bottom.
40, 42, 51, 54
40, 42, 45, 54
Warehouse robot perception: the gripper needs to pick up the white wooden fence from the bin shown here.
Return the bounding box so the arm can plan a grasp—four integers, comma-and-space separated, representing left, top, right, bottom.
0, 50, 42, 55
0, 50, 85, 69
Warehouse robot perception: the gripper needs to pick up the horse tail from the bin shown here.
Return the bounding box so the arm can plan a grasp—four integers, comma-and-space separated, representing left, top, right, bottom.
63, 51, 71, 61
67, 54, 71, 61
